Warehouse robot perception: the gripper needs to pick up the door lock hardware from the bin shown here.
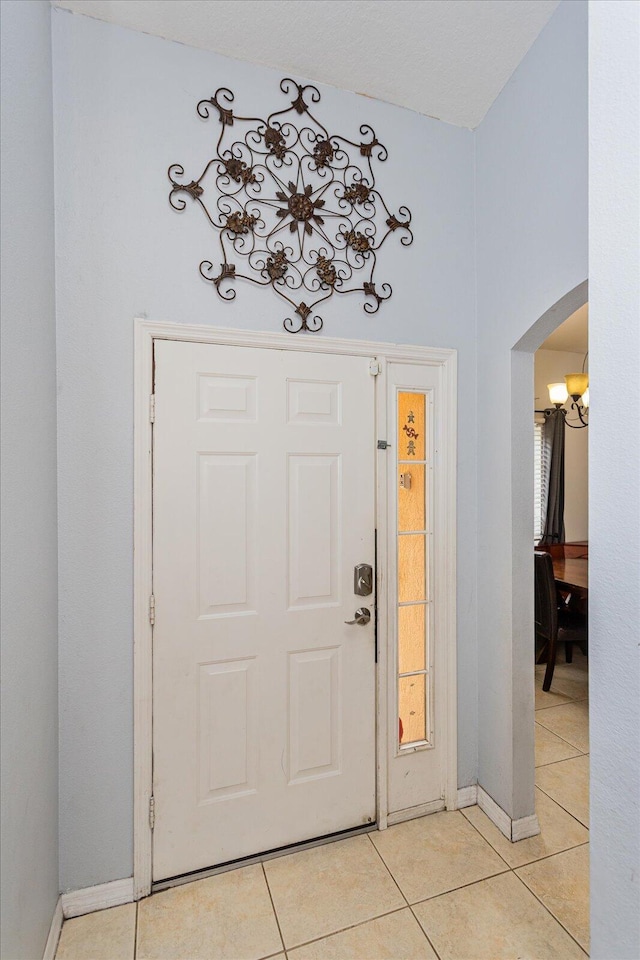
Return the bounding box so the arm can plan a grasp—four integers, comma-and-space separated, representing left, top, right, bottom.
399, 472, 412, 490
345, 607, 371, 625
354, 563, 373, 596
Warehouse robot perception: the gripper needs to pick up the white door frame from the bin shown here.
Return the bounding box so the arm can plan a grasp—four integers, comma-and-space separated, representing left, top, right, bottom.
133, 317, 457, 899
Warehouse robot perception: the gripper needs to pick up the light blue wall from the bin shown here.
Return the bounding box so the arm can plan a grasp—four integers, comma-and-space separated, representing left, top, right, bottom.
474, 0, 588, 818
589, 2, 640, 956
0, 1, 59, 956
52, 8, 477, 890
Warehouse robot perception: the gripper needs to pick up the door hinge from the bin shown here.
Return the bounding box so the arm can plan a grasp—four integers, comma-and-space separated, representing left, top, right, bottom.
369, 358, 382, 376
149, 594, 156, 626
149, 795, 156, 830
149, 394, 156, 423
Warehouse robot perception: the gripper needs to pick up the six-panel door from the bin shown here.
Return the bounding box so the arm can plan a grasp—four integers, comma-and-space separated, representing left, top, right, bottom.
152, 341, 376, 880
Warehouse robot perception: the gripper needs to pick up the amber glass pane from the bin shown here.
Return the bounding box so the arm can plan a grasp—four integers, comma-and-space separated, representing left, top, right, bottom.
399, 674, 426, 744
398, 464, 425, 532
398, 604, 426, 674
398, 534, 426, 602
398, 392, 425, 460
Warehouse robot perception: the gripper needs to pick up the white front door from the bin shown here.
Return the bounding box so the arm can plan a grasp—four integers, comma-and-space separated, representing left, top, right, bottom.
152, 340, 376, 881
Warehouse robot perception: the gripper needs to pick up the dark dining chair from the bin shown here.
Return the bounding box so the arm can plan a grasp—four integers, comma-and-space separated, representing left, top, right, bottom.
534, 550, 587, 691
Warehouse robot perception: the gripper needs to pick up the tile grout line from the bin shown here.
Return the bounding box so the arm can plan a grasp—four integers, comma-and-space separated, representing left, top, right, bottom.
260, 862, 287, 958
535, 749, 589, 770
510, 840, 590, 870
534, 694, 588, 712
533, 700, 589, 746
511, 864, 590, 956
365, 832, 444, 960
460, 801, 588, 867
407, 865, 511, 908
365, 832, 411, 908
408, 855, 589, 957
407, 903, 444, 960
534, 716, 589, 753
534, 782, 590, 830
458, 808, 513, 870
133, 900, 138, 960
280, 906, 410, 956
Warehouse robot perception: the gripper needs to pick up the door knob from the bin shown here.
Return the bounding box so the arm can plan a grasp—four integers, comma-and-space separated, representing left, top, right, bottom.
345, 607, 371, 625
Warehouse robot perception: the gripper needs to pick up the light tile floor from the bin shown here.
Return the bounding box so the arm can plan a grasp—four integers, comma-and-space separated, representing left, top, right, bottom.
56, 654, 589, 960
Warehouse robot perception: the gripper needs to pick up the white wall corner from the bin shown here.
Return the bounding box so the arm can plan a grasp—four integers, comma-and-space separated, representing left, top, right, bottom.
61, 877, 134, 919
43, 897, 63, 960
456, 784, 478, 809
477, 785, 540, 841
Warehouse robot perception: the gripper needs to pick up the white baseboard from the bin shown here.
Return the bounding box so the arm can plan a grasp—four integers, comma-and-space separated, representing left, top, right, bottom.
43, 897, 63, 960
456, 784, 478, 809
61, 877, 134, 919
477, 785, 541, 841
386, 798, 446, 826
512, 812, 541, 842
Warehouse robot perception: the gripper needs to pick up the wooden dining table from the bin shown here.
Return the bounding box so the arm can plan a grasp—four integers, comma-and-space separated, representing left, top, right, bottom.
552, 556, 588, 599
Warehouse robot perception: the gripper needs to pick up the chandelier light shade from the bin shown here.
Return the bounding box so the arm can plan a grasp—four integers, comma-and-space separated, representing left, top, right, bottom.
547, 382, 569, 405
564, 372, 589, 399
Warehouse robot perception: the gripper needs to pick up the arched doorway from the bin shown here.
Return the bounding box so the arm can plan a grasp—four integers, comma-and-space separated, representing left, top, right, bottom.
510, 279, 588, 821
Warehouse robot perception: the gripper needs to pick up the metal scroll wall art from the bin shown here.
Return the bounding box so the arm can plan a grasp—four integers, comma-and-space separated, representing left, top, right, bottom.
168, 78, 413, 333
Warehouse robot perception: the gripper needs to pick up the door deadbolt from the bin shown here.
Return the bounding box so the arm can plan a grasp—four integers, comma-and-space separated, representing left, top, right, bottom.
344, 607, 371, 625
354, 563, 373, 596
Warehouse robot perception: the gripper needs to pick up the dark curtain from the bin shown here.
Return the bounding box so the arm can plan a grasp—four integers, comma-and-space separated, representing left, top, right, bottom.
540, 408, 565, 544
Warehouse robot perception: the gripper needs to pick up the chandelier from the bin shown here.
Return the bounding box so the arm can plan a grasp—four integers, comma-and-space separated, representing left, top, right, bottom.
546, 354, 589, 428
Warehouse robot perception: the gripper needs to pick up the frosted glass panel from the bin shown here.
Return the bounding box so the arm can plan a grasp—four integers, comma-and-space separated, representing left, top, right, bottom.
398, 604, 426, 674
398, 534, 426, 603
398, 392, 425, 460
399, 675, 426, 745
398, 464, 425, 532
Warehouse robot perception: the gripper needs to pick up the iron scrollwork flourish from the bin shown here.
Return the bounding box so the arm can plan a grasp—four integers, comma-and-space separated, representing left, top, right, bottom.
168, 78, 414, 333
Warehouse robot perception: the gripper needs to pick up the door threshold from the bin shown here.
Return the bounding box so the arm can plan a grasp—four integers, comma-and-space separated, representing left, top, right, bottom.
152, 823, 378, 893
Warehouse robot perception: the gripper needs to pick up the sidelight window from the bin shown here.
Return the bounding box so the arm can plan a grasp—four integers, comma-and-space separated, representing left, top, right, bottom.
396, 391, 431, 748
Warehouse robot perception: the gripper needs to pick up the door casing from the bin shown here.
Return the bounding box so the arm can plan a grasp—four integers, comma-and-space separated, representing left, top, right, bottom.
133, 318, 458, 899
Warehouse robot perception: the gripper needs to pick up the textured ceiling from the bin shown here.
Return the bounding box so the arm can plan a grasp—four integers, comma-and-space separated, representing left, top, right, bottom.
540, 304, 589, 354
52, 0, 560, 128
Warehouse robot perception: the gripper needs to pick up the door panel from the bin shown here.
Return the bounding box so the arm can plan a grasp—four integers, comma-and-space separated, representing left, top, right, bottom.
152, 341, 376, 880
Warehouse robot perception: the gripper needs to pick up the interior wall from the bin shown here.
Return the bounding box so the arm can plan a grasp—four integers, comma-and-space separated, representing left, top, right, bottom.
534, 348, 589, 541
52, 8, 477, 890
0, 1, 60, 956
589, 1, 640, 956
474, 0, 588, 819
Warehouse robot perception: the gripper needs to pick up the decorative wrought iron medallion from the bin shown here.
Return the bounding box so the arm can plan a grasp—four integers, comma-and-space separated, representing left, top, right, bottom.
168, 78, 413, 333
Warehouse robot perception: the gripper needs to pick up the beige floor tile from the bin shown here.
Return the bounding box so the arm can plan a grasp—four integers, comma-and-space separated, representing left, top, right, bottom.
370, 810, 507, 904
553, 651, 589, 677
55, 903, 136, 960
536, 754, 590, 827
550, 673, 589, 702
264, 834, 404, 949
413, 871, 587, 959
287, 908, 437, 960
535, 657, 589, 702
136, 864, 282, 960
535, 700, 589, 753
517, 844, 590, 952
536, 721, 582, 766
535, 685, 573, 710
462, 787, 588, 868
